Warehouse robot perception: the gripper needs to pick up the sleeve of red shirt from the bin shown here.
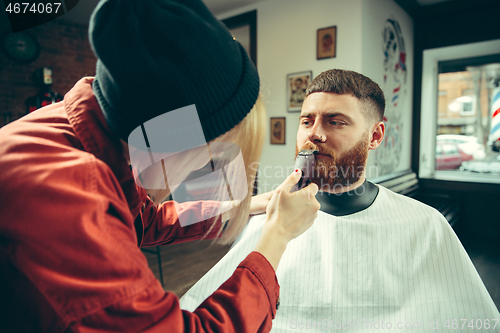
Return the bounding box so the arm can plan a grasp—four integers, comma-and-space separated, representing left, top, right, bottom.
73, 183, 280, 332
76, 251, 280, 333
137, 186, 224, 247
100, 189, 280, 333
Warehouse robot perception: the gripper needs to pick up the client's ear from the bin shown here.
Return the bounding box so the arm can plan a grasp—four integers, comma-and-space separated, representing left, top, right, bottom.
368, 121, 385, 150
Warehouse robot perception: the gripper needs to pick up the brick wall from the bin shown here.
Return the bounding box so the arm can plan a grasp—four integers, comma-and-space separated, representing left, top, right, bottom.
0, 19, 96, 127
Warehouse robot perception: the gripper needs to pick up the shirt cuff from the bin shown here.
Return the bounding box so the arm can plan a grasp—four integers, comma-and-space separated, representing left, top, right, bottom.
238, 251, 280, 319
202, 202, 224, 239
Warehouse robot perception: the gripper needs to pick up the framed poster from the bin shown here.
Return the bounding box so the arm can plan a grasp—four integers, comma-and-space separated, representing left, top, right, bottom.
287, 71, 312, 112
270, 117, 286, 145
317, 26, 336, 60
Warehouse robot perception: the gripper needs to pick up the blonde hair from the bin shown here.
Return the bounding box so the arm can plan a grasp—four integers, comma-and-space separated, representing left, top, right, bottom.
207, 95, 266, 244
140, 96, 266, 245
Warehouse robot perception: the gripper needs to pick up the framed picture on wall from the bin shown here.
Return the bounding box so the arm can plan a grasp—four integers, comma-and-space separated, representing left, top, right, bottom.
317, 26, 336, 60
270, 117, 286, 145
287, 71, 312, 112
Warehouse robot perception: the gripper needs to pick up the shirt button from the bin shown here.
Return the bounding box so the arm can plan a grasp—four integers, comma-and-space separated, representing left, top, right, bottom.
142, 203, 146, 213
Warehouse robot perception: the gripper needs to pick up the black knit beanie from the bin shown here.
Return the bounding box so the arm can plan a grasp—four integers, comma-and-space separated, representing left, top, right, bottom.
88, 0, 259, 143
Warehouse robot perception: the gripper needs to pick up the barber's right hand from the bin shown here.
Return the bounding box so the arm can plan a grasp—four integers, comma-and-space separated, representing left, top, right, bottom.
253, 169, 320, 271
265, 169, 320, 241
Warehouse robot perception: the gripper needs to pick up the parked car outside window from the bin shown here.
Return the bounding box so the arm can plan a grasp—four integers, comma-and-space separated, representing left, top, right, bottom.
436, 134, 486, 160
436, 142, 473, 170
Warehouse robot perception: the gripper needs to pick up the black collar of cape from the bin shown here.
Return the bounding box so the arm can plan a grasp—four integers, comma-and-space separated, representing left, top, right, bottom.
315, 180, 379, 216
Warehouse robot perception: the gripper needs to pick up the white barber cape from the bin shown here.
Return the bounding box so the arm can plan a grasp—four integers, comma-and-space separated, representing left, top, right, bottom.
180, 185, 500, 332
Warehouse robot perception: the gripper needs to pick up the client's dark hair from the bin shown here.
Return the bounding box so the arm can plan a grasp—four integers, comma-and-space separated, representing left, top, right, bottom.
306, 69, 385, 122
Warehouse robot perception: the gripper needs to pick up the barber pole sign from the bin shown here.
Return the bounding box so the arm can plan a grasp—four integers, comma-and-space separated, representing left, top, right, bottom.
491, 86, 500, 147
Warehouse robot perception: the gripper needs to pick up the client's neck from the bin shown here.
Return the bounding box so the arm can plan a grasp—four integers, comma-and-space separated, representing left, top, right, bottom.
315, 179, 379, 216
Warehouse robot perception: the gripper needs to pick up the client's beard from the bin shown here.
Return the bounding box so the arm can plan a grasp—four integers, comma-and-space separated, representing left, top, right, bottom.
295, 137, 369, 191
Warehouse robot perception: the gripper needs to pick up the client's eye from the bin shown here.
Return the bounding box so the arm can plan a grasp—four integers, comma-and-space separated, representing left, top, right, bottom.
330, 121, 345, 126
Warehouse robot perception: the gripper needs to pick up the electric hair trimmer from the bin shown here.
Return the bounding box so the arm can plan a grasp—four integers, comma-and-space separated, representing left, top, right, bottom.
291, 149, 318, 192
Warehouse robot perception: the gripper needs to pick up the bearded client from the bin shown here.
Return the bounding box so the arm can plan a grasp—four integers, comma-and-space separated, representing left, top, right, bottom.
180, 69, 499, 332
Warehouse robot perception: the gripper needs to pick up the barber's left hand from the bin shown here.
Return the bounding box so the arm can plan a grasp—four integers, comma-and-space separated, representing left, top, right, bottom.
249, 191, 274, 216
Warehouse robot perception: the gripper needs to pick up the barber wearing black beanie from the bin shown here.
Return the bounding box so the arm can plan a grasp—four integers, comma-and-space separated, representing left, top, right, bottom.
89, 0, 260, 142
0, 0, 319, 332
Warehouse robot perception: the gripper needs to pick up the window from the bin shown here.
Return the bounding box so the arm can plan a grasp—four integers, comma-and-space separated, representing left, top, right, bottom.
459, 96, 475, 116
420, 39, 500, 183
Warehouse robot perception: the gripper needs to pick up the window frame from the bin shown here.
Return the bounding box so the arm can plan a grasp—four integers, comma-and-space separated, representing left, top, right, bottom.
419, 39, 500, 184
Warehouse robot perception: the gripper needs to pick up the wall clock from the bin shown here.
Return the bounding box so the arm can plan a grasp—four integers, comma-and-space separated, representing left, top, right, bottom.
1, 31, 40, 64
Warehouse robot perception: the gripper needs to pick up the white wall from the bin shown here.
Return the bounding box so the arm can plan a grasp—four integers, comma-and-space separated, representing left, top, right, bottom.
361, 0, 414, 179
218, 0, 412, 193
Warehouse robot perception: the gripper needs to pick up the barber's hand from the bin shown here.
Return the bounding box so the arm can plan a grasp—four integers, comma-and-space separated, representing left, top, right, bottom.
265, 169, 320, 241
249, 191, 274, 216
254, 169, 320, 271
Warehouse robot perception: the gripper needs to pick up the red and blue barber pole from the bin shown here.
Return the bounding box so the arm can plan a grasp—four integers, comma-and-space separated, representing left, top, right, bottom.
491, 86, 500, 152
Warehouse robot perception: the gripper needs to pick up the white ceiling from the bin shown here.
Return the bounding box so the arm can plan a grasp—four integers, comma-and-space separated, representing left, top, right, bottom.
60, 0, 463, 25
62, 0, 265, 25
0, 0, 459, 32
